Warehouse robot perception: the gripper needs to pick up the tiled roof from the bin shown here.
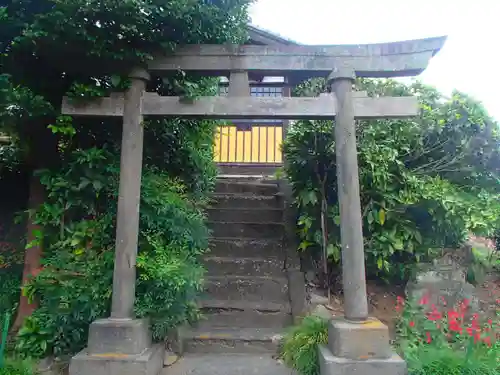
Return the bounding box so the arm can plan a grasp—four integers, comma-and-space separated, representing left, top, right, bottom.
247, 24, 299, 45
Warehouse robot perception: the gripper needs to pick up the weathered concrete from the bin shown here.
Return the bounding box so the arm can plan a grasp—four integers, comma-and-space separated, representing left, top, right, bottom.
217, 164, 279, 176
180, 327, 283, 354
111, 68, 149, 320
166, 354, 296, 375
212, 194, 282, 210
208, 208, 283, 223
286, 269, 307, 323
61, 94, 419, 120
327, 319, 391, 360
70, 344, 164, 375
195, 177, 300, 355
228, 71, 251, 97
197, 306, 292, 328
203, 256, 284, 277
88, 318, 152, 355
406, 250, 478, 310
208, 221, 284, 239
318, 345, 406, 375
148, 37, 446, 77
199, 299, 289, 312
205, 276, 289, 303
208, 238, 284, 259
330, 70, 369, 321
215, 180, 279, 195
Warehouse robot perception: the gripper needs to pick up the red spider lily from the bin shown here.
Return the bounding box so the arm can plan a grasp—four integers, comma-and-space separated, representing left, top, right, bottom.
446, 309, 464, 333
426, 332, 432, 343
449, 321, 463, 333
409, 321, 415, 327
471, 315, 480, 330
395, 296, 405, 312
466, 327, 481, 338
419, 294, 430, 305
427, 306, 443, 321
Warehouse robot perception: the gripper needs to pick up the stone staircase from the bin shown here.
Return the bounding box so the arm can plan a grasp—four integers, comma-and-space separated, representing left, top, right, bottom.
168, 176, 296, 374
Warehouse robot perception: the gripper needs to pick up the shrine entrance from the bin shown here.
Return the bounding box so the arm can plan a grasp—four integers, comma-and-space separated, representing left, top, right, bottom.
61, 35, 446, 375
214, 80, 285, 174
215, 83, 284, 165
213, 26, 295, 174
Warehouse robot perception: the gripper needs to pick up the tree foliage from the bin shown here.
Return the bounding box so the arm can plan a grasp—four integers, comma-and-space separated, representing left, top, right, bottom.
283, 78, 500, 283
1, 0, 253, 357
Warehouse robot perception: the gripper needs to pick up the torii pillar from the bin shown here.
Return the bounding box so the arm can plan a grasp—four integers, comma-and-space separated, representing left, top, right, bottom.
70, 69, 164, 375
318, 69, 406, 375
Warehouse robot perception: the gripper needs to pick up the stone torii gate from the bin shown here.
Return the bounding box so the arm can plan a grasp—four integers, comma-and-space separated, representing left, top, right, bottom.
63, 36, 446, 375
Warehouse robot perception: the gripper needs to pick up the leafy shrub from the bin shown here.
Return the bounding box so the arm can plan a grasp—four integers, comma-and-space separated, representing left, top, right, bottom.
0, 266, 22, 324
280, 316, 328, 375
283, 78, 500, 283
15, 148, 209, 357
0, 174, 26, 333
0, 358, 35, 375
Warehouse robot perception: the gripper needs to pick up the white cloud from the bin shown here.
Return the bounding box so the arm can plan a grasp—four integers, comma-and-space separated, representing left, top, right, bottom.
250, 0, 500, 120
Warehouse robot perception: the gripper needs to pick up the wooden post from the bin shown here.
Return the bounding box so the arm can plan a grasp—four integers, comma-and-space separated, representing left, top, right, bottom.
329, 68, 369, 322
110, 68, 150, 320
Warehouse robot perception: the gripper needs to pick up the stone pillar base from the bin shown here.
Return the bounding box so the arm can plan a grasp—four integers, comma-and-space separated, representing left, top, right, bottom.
318, 318, 406, 375
69, 318, 164, 375
318, 346, 406, 375
70, 344, 164, 375
87, 318, 152, 355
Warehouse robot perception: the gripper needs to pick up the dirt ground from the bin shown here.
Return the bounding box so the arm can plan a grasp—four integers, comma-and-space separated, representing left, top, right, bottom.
324, 275, 499, 338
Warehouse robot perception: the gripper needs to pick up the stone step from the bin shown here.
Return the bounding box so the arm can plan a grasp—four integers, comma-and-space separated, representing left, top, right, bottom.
208, 221, 284, 239
217, 164, 279, 176
197, 300, 292, 328
203, 256, 284, 277
212, 194, 282, 210
209, 238, 284, 259
199, 299, 289, 312
203, 276, 289, 304
215, 180, 279, 195
166, 353, 295, 375
180, 327, 284, 354
207, 208, 283, 223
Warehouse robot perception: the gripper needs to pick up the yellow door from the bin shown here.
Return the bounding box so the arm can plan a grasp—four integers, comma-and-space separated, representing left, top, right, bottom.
214, 124, 283, 164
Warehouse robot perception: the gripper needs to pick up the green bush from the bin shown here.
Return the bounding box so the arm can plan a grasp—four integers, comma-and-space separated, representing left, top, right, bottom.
280, 316, 328, 375
0, 196, 24, 334
283, 78, 500, 283
0, 268, 21, 322
14, 148, 208, 357
0, 358, 35, 375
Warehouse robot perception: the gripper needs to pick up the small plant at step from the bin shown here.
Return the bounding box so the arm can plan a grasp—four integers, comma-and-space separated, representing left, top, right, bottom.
279, 316, 328, 375
395, 295, 499, 375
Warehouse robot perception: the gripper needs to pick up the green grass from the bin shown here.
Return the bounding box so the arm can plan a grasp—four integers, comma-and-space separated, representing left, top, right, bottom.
405, 344, 499, 375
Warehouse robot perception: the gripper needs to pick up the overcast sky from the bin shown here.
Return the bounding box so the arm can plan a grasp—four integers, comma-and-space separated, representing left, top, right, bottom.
250, 0, 500, 120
